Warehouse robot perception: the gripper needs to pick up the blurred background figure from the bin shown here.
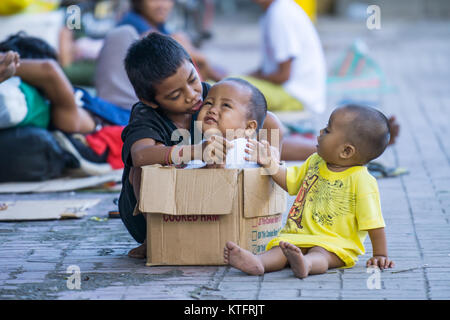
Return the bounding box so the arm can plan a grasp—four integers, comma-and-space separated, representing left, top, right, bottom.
117, 0, 225, 82
245, 0, 327, 114
95, 0, 225, 111
0, 33, 96, 133
173, 0, 216, 47
237, 0, 326, 160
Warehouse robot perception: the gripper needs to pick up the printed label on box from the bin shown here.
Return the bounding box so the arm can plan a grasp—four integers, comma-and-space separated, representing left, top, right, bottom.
249, 215, 282, 254
162, 215, 220, 223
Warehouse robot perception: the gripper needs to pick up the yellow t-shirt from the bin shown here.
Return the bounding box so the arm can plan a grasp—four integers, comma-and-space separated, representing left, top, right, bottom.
266, 153, 385, 267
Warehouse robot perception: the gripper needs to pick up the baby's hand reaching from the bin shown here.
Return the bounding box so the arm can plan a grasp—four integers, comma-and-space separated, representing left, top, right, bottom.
245, 139, 272, 167
366, 255, 395, 270
245, 139, 280, 174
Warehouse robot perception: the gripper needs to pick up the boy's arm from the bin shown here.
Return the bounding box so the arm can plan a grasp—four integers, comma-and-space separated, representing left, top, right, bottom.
366, 227, 395, 269
131, 138, 197, 167
130, 135, 232, 167
130, 138, 170, 167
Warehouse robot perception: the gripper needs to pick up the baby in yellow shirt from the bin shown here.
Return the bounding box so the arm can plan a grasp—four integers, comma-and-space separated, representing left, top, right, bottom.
224, 104, 395, 278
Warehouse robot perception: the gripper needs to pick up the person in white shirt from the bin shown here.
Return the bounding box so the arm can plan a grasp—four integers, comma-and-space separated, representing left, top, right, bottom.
244, 0, 327, 115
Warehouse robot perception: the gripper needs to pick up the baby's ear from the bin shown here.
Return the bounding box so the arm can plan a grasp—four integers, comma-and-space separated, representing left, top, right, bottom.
340, 143, 356, 159
141, 99, 159, 110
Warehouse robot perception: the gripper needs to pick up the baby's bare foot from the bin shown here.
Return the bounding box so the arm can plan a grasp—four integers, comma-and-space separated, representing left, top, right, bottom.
280, 241, 310, 279
128, 241, 147, 259
223, 241, 264, 275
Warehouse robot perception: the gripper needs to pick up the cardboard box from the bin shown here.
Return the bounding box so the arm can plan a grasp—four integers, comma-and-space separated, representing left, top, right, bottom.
139, 166, 286, 266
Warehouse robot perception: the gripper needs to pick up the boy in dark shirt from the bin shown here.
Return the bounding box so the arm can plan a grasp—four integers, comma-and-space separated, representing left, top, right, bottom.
119, 32, 283, 258
119, 33, 213, 258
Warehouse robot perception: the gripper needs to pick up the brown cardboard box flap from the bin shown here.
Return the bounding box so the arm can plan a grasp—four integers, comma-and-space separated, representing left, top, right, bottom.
139, 166, 238, 215
243, 168, 286, 218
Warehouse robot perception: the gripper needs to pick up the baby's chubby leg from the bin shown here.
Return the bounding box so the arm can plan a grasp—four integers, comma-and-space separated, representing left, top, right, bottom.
280, 242, 344, 278
223, 241, 287, 275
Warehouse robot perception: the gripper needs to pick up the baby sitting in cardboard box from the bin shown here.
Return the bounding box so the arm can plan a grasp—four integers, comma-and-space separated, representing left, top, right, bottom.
173, 77, 275, 169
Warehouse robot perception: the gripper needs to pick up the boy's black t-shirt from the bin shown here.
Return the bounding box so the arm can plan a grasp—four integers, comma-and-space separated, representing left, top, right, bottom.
118, 82, 210, 243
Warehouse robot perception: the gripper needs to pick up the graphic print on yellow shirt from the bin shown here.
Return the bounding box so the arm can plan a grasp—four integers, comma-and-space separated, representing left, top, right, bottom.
287, 173, 318, 229
267, 153, 385, 267
283, 155, 356, 234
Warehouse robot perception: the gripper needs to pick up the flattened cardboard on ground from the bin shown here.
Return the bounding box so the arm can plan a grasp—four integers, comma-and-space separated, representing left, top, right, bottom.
0, 170, 122, 194
0, 199, 100, 221
139, 165, 286, 266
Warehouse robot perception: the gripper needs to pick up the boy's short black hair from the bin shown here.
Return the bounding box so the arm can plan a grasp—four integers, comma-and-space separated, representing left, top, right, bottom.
341, 104, 390, 163
124, 32, 193, 104
0, 32, 58, 60
221, 77, 267, 131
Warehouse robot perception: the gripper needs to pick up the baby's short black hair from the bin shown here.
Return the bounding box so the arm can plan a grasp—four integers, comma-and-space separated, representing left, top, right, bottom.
124, 32, 193, 104
340, 104, 390, 163
0, 32, 58, 60
221, 77, 267, 131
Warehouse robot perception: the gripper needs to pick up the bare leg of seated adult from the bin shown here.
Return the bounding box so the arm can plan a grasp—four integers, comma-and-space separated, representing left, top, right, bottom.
281, 134, 317, 161
15, 59, 95, 133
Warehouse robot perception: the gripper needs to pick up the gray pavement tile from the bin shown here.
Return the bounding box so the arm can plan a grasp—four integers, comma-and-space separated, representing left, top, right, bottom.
258, 289, 300, 299
298, 289, 340, 298
341, 292, 428, 300
219, 281, 260, 291
261, 279, 341, 290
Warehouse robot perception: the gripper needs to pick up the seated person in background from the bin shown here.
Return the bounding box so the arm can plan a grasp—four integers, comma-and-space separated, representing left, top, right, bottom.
225, 104, 395, 278
245, 0, 326, 114
118, 0, 224, 82
0, 33, 95, 133
242, 0, 326, 161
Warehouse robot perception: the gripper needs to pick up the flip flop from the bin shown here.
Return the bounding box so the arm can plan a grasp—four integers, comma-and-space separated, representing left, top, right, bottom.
368, 161, 408, 178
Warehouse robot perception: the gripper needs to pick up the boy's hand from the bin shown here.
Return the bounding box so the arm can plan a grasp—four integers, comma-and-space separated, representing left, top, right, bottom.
203, 135, 233, 166
366, 256, 395, 270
